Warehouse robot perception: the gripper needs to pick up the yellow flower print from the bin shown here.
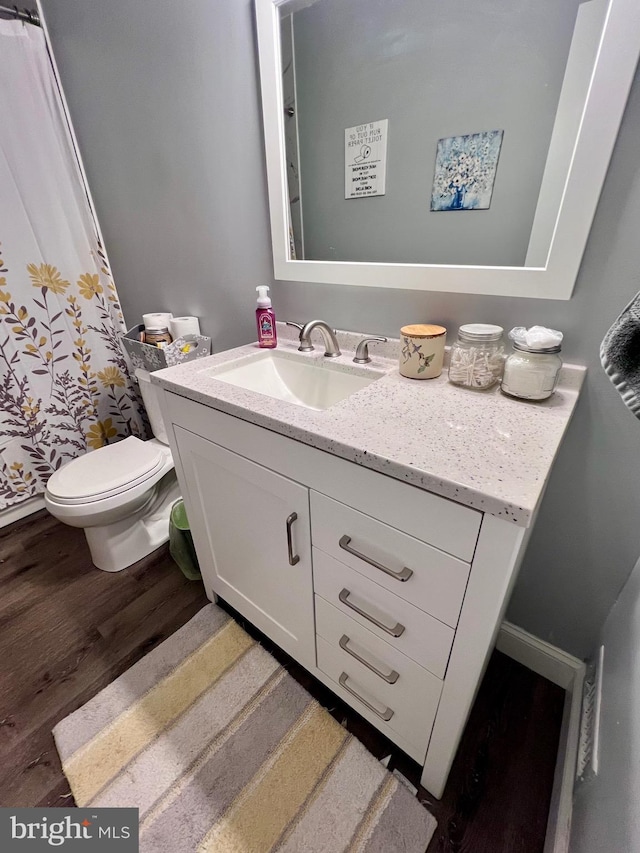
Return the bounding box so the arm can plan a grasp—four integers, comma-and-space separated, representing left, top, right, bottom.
77, 273, 103, 300
21, 396, 40, 418
27, 263, 70, 294
0, 288, 10, 314
97, 366, 125, 388
86, 418, 118, 450
8, 462, 33, 493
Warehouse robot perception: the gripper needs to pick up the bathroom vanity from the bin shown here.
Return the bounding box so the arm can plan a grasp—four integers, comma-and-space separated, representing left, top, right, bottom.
154, 327, 584, 797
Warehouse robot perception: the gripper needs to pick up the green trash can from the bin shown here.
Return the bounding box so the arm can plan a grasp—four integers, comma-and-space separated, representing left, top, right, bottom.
169, 499, 201, 580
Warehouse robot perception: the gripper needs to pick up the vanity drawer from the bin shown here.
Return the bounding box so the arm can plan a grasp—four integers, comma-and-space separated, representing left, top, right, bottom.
313, 548, 453, 678
313, 476, 481, 564
316, 616, 441, 757
311, 492, 470, 627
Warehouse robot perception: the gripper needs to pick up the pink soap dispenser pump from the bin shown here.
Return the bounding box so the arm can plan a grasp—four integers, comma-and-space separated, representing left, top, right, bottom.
256, 286, 277, 348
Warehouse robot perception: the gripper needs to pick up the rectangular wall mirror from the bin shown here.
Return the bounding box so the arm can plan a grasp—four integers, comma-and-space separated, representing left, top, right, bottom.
256, 0, 640, 299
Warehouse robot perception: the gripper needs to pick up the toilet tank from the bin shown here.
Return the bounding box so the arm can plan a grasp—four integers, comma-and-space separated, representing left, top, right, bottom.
135, 369, 169, 444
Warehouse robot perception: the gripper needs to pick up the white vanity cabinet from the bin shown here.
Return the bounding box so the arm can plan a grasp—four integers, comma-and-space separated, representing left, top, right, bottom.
174, 427, 315, 670
161, 390, 528, 799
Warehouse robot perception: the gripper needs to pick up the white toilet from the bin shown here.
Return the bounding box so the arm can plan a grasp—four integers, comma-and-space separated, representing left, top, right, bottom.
45, 370, 180, 572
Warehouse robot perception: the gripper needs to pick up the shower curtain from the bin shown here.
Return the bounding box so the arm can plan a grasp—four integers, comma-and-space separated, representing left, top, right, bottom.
0, 20, 145, 511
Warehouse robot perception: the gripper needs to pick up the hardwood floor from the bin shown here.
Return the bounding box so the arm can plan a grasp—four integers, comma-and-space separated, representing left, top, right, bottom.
0, 510, 565, 852
0, 510, 209, 809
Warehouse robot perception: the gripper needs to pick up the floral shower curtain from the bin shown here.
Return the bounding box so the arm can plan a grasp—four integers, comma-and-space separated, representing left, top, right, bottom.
0, 20, 145, 511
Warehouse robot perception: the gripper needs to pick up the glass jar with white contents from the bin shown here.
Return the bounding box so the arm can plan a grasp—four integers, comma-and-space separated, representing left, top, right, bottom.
501, 343, 562, 401
448, 324, 505, 390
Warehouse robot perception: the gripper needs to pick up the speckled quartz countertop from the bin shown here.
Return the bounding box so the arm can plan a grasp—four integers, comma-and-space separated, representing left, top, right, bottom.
152, 324, 585, 527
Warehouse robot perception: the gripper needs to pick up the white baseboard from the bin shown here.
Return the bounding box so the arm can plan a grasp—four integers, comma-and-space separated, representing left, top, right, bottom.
497, 621, 584, 689
0, 496, 46, 529
497, 621, 585, 853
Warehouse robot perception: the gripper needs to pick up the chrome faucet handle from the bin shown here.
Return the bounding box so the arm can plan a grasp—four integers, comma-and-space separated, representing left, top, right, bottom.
353, 336, 388, 364
285, 321, 313, 350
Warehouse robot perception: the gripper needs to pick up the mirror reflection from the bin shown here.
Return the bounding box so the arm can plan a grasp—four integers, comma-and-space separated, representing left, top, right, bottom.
279, 0, 604, 267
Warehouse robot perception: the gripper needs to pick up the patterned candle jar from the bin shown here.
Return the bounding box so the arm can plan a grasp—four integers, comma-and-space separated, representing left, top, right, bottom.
399, 324, 447, 379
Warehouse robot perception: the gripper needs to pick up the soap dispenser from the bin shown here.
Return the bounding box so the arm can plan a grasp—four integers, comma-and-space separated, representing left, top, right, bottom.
256, 286, 277, 348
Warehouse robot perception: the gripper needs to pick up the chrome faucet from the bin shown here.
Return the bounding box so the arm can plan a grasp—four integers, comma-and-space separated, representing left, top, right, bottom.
288, 319, 341, 358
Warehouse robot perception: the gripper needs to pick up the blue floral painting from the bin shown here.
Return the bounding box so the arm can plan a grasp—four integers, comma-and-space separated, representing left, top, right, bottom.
430, 130, 504, 211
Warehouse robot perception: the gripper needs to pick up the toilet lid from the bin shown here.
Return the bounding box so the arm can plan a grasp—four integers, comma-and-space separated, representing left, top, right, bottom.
46, 436, 166, 504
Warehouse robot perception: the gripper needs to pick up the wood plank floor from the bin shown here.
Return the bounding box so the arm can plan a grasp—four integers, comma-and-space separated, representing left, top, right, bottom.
0, 510, 565, 852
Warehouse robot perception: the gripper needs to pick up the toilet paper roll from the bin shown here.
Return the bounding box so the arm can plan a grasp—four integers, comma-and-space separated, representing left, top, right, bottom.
169, 316, 201, 338
143, 312, 173, 331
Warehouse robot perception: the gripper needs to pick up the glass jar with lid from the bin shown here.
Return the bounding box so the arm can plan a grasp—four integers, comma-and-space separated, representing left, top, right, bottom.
448, 324, 505, 390
501, 341, 562, 401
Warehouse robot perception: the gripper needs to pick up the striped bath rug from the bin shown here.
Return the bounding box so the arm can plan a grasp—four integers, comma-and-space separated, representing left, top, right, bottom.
53, 604, 436, 852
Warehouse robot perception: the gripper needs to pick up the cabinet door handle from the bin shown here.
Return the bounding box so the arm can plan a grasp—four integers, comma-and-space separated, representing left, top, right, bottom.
338, 588, 405, 637
338, 672, 394, 721
339, 634, 399, 684
286, 512, 300, 566
339, 535, 413, 582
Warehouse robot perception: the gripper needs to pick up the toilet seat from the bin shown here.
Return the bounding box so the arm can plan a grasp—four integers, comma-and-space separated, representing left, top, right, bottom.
46, 436, 166, 505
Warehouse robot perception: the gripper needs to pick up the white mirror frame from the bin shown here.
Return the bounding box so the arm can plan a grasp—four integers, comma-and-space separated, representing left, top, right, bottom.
256, 0, 640, 300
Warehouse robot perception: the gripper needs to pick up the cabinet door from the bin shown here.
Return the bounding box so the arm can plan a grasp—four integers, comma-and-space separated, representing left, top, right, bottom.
175, 427, 315, 669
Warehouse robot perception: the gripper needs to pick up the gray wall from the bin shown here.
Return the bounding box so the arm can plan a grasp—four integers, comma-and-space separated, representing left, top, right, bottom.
41, 0, 640, 659
40, 0, 272, 354
570, 557, 640, 853
293, 0, 581, 266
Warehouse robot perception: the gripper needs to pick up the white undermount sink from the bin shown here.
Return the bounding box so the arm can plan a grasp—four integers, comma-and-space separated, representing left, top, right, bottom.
204, 350, 384, 410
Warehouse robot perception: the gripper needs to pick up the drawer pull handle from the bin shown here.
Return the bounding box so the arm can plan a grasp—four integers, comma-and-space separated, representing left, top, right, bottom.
286, 512, 300, 566
339, 535, 413, 582
338, 588, 405, 638
339, 672, 394, 721
339, 634, 399, 684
